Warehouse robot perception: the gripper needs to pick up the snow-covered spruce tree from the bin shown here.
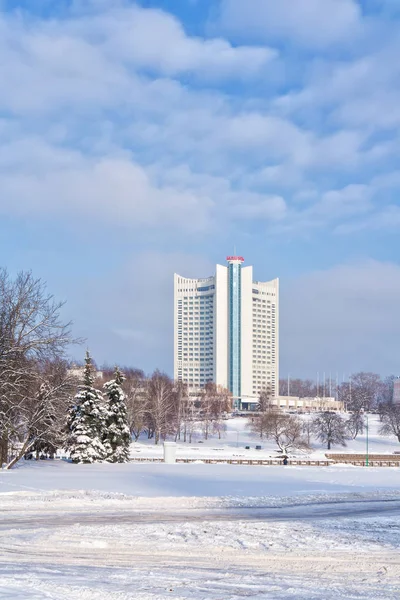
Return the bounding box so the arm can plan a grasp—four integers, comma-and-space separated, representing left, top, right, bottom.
66, 352, 106, 463
103, 367, 131, 462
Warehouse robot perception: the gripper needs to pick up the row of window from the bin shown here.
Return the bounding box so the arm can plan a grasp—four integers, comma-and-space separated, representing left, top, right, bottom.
179, 340, 213, 344
181, 298, 213, 303
181, 352, 214, 358
182, 370, 214, 374
179, 338, 213, 342
197, 285, 215, 292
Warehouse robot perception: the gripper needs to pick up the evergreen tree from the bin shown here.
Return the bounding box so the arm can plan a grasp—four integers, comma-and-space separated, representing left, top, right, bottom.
103, 367, 131, 462
66, 351, 106, 463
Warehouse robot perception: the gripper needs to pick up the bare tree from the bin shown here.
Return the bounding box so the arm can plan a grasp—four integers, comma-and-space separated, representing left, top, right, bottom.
251, 410, 310, 454
183, 412, 198, 444
378, 376, 395, 407
212, 420, 227, 440
123, 369, 147, 441
178, 391, 198, 443
199, 386, 213, 440
198, 383, 231, 440
257, 388, 273, 412
302, 418, 313, 446
4, 358, 76, 468
349, 372, 383, 412
0, 269, 75, 467
248, 414, 265, 440
379, 404, 400, 442
346, 412, 365, 439
279, 378, 317, 398
249, 387, 274, 440
146, 370, 174, 444
171, 381, 190, 441
312, 412, 348, 450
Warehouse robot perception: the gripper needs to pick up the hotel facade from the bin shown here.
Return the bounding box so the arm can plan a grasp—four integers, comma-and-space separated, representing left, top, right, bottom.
174, 257, 279, 409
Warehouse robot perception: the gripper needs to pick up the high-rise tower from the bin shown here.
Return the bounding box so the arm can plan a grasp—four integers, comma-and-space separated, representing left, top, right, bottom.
174, 257, 279, 408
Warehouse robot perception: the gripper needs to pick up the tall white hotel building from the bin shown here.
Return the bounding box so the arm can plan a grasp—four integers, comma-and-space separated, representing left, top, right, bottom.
174, 257, 279, 409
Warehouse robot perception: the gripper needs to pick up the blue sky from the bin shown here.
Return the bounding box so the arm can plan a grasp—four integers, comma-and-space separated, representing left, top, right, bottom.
1, 0, 400, 378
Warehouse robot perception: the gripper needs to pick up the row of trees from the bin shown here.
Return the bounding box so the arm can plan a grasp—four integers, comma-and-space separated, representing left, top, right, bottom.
66, 364, 232, 462
250, 410, 349, 453
102, 370, 231, 445
279, 373, 395, 411
250, 405, 400, 453
276, 373, 400, 449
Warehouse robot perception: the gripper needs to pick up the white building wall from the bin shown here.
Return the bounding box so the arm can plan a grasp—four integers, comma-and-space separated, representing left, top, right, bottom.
273, 278, 279, 398
214, 264, 228, 389
174, 273, 215, 389
251, 277, 279, 398
240, 266, 253, 399
173, 273, 181, 383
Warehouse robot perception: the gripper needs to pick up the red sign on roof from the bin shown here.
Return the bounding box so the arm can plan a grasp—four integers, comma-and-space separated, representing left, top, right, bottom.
226, 256, 245, 262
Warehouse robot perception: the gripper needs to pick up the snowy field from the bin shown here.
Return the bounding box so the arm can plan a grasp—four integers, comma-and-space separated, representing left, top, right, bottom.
130, 415, 400, 460
1, 459, 400, 599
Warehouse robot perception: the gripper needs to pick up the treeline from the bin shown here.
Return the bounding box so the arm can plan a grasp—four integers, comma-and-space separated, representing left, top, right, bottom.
250, 410, 353, 453
250, 403, 400, 453
277, 373, 400, 442
254, 377, 400, 453
279, 373, 395, 409
98, 368, 231, 445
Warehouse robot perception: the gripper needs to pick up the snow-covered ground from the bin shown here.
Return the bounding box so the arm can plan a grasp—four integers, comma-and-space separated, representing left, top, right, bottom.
1, 414, 399, 599
1, 458, 400, 497
130, 415, 400, 460
1, 460, 400, 599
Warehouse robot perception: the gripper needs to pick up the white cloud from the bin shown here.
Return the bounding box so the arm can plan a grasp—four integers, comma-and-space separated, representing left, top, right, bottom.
150, 164, 287, 223
315, 184, 373, 218
271, 183, 376, 234
0, 0, 398, 241
275, 37, 400, 132
4, 3, 276, 86
334, 205, 400, 234
216, 113, 309, 160
150, 109, 364, 173
0, 4, 276, 117
0, 139, 213, 232
218, 0, 362, 48
88, 4, 276, 78
230, 194, 287, 220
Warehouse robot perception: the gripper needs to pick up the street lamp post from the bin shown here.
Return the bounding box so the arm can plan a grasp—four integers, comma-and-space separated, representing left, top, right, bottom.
366, 413, 369, 467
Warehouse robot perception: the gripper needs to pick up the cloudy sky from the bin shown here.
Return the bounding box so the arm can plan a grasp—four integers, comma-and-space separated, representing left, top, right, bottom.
2, 0, 400, 378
